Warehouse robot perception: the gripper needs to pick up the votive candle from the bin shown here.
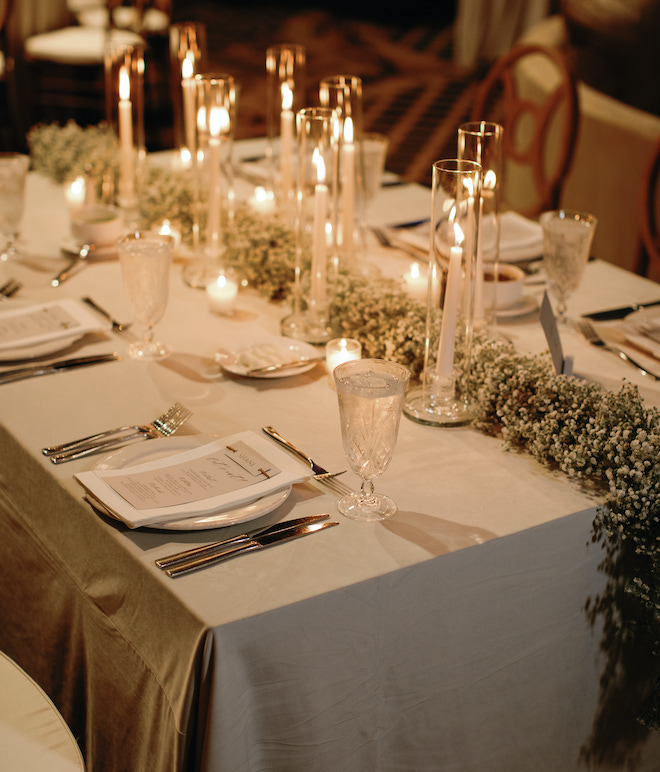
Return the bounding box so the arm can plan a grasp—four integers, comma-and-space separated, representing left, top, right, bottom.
206, 273, 238, 314
326, 337, 361, 375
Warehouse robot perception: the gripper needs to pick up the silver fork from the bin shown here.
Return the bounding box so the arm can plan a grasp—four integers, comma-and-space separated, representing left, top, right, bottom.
578, 319, 660, 381
371, 227, 428, 261
43, 403, 193, 463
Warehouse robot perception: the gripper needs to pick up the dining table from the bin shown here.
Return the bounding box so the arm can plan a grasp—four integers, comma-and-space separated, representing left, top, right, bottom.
1, 137, 660, 772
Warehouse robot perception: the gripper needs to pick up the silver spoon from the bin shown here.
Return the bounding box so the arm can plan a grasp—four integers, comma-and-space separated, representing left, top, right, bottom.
51, 243, 93, 287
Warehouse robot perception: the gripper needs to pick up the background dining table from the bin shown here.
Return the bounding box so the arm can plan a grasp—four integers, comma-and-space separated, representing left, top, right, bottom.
1, 139, 660, 771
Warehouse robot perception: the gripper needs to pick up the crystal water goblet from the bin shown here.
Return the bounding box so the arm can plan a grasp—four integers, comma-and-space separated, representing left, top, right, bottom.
0, 154, 30, 262
118, 231, 174, 360
334, 358, 410, 521
540, 209, 597, 324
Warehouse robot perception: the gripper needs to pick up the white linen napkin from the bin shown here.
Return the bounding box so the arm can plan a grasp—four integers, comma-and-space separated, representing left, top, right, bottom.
498, 211, 543, 262
74, 431, 310, 528
0, 298, 106, 352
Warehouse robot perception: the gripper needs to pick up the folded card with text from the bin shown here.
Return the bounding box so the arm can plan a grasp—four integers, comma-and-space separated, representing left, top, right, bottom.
0, 298, 106, 351
74, 431, 309, 528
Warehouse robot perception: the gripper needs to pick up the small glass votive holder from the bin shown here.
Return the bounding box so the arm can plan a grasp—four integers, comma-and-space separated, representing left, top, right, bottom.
325, 337, 361, 387
206, 268, 239, 316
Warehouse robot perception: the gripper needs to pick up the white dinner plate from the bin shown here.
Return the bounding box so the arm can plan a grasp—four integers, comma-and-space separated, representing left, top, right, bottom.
621, 307, 660, 360
216, 337, 321, 378
496, 295, 539, 320
0, 299, 105, 361
91, 435, 292, 530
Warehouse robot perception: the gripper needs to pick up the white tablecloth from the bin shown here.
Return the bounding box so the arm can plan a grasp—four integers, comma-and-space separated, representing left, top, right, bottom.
1, 140, 660, 770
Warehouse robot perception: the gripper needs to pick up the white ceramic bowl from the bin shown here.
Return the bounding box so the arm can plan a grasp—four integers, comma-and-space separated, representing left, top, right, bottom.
71, 205, 124, 247
482, 262, 525, 309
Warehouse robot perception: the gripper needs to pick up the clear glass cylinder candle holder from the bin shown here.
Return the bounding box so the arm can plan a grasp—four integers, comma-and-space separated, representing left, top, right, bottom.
319, 75, 364, 266
182, 72, 237, 289
104, 40, 145, 212
458, 121, 503, 327
281, 107, 338, 344
403, 159, 482, 426
169, 21, 208, 155
266, 44, 306, 219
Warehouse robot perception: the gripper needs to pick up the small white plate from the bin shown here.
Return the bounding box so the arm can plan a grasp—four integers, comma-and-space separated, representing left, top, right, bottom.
91, 435, 292, 530
496, 295, 539, 319
216, 337, 321, 378
60, 238, 118, 260
621, 307, 660, 360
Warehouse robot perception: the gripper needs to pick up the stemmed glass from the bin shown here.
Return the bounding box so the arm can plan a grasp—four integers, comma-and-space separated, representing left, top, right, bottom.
333, 358, 410, 521
0, 154, 30, 262
540, 209, 597, 324
118, 232, 174, 360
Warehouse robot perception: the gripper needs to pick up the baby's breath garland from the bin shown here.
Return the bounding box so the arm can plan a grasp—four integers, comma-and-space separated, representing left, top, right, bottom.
28, 122, 660, 730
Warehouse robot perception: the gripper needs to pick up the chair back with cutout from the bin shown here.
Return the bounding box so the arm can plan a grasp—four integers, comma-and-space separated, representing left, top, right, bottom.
470, 43, 579, 218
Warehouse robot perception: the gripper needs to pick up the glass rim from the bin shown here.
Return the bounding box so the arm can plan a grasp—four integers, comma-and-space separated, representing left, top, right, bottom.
457, 121, 503, 137
432, 158, 482, 174
539, 209, 597, 226
118, 231, 175, 248
333, 357, 411, 382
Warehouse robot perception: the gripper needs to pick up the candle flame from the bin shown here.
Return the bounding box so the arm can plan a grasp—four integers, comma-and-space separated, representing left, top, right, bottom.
453, 221, 465, 246
180, 147, 191, 165
484, 169, 497, 190
216, 274, 227, 289
119, 67, 130, 101
344, 116, 354, 143
281, 82, 293, 111
410, 262, 420, 279
209, 106, 230, 137
159, 220, 171, 236
197, 105, 207, 132
181, 54, 194, 79
314, 149, 326, 183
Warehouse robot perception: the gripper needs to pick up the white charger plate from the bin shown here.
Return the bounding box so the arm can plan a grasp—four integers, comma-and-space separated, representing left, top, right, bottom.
91, 435, 292, 530
216, 337, 321, 378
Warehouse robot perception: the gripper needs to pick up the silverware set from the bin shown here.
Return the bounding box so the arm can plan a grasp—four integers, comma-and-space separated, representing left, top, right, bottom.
42, 402, 193, 463
155, 513, 338, 577
578, 319, 660, 381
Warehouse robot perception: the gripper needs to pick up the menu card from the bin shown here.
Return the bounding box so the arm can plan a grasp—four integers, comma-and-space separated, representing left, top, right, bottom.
0, 299, 106, 352
74, 431, 310, 528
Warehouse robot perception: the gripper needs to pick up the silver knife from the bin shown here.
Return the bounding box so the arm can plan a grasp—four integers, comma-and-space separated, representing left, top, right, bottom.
582, 299, 660, 321
82, 296, 131, 332
247, 356, 325, 375
166, 520, 339, 577
0, 353, 121, 385
155, 513, 331, 569
262, 426, 337, 477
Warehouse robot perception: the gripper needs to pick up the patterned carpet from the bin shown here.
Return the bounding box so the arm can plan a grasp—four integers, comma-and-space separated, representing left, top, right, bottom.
181, 5, 485, 187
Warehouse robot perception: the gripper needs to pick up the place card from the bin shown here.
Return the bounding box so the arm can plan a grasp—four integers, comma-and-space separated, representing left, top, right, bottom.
74, 430, 310, 528
540, 291, 573, 375
0, 299, 106, 351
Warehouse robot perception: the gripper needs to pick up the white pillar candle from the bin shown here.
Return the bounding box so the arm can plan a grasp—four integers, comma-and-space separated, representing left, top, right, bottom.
342, 116, 355, 254
473, 196, 485, 322
311, 152, 328, 308
181, 55, 196, 157
325, 337, 361, 374
437, 242, 463, 377
118, 66, 135, 203
205, 106, 229, 257
206, 273, 238, 314
280, 83, 294, 203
